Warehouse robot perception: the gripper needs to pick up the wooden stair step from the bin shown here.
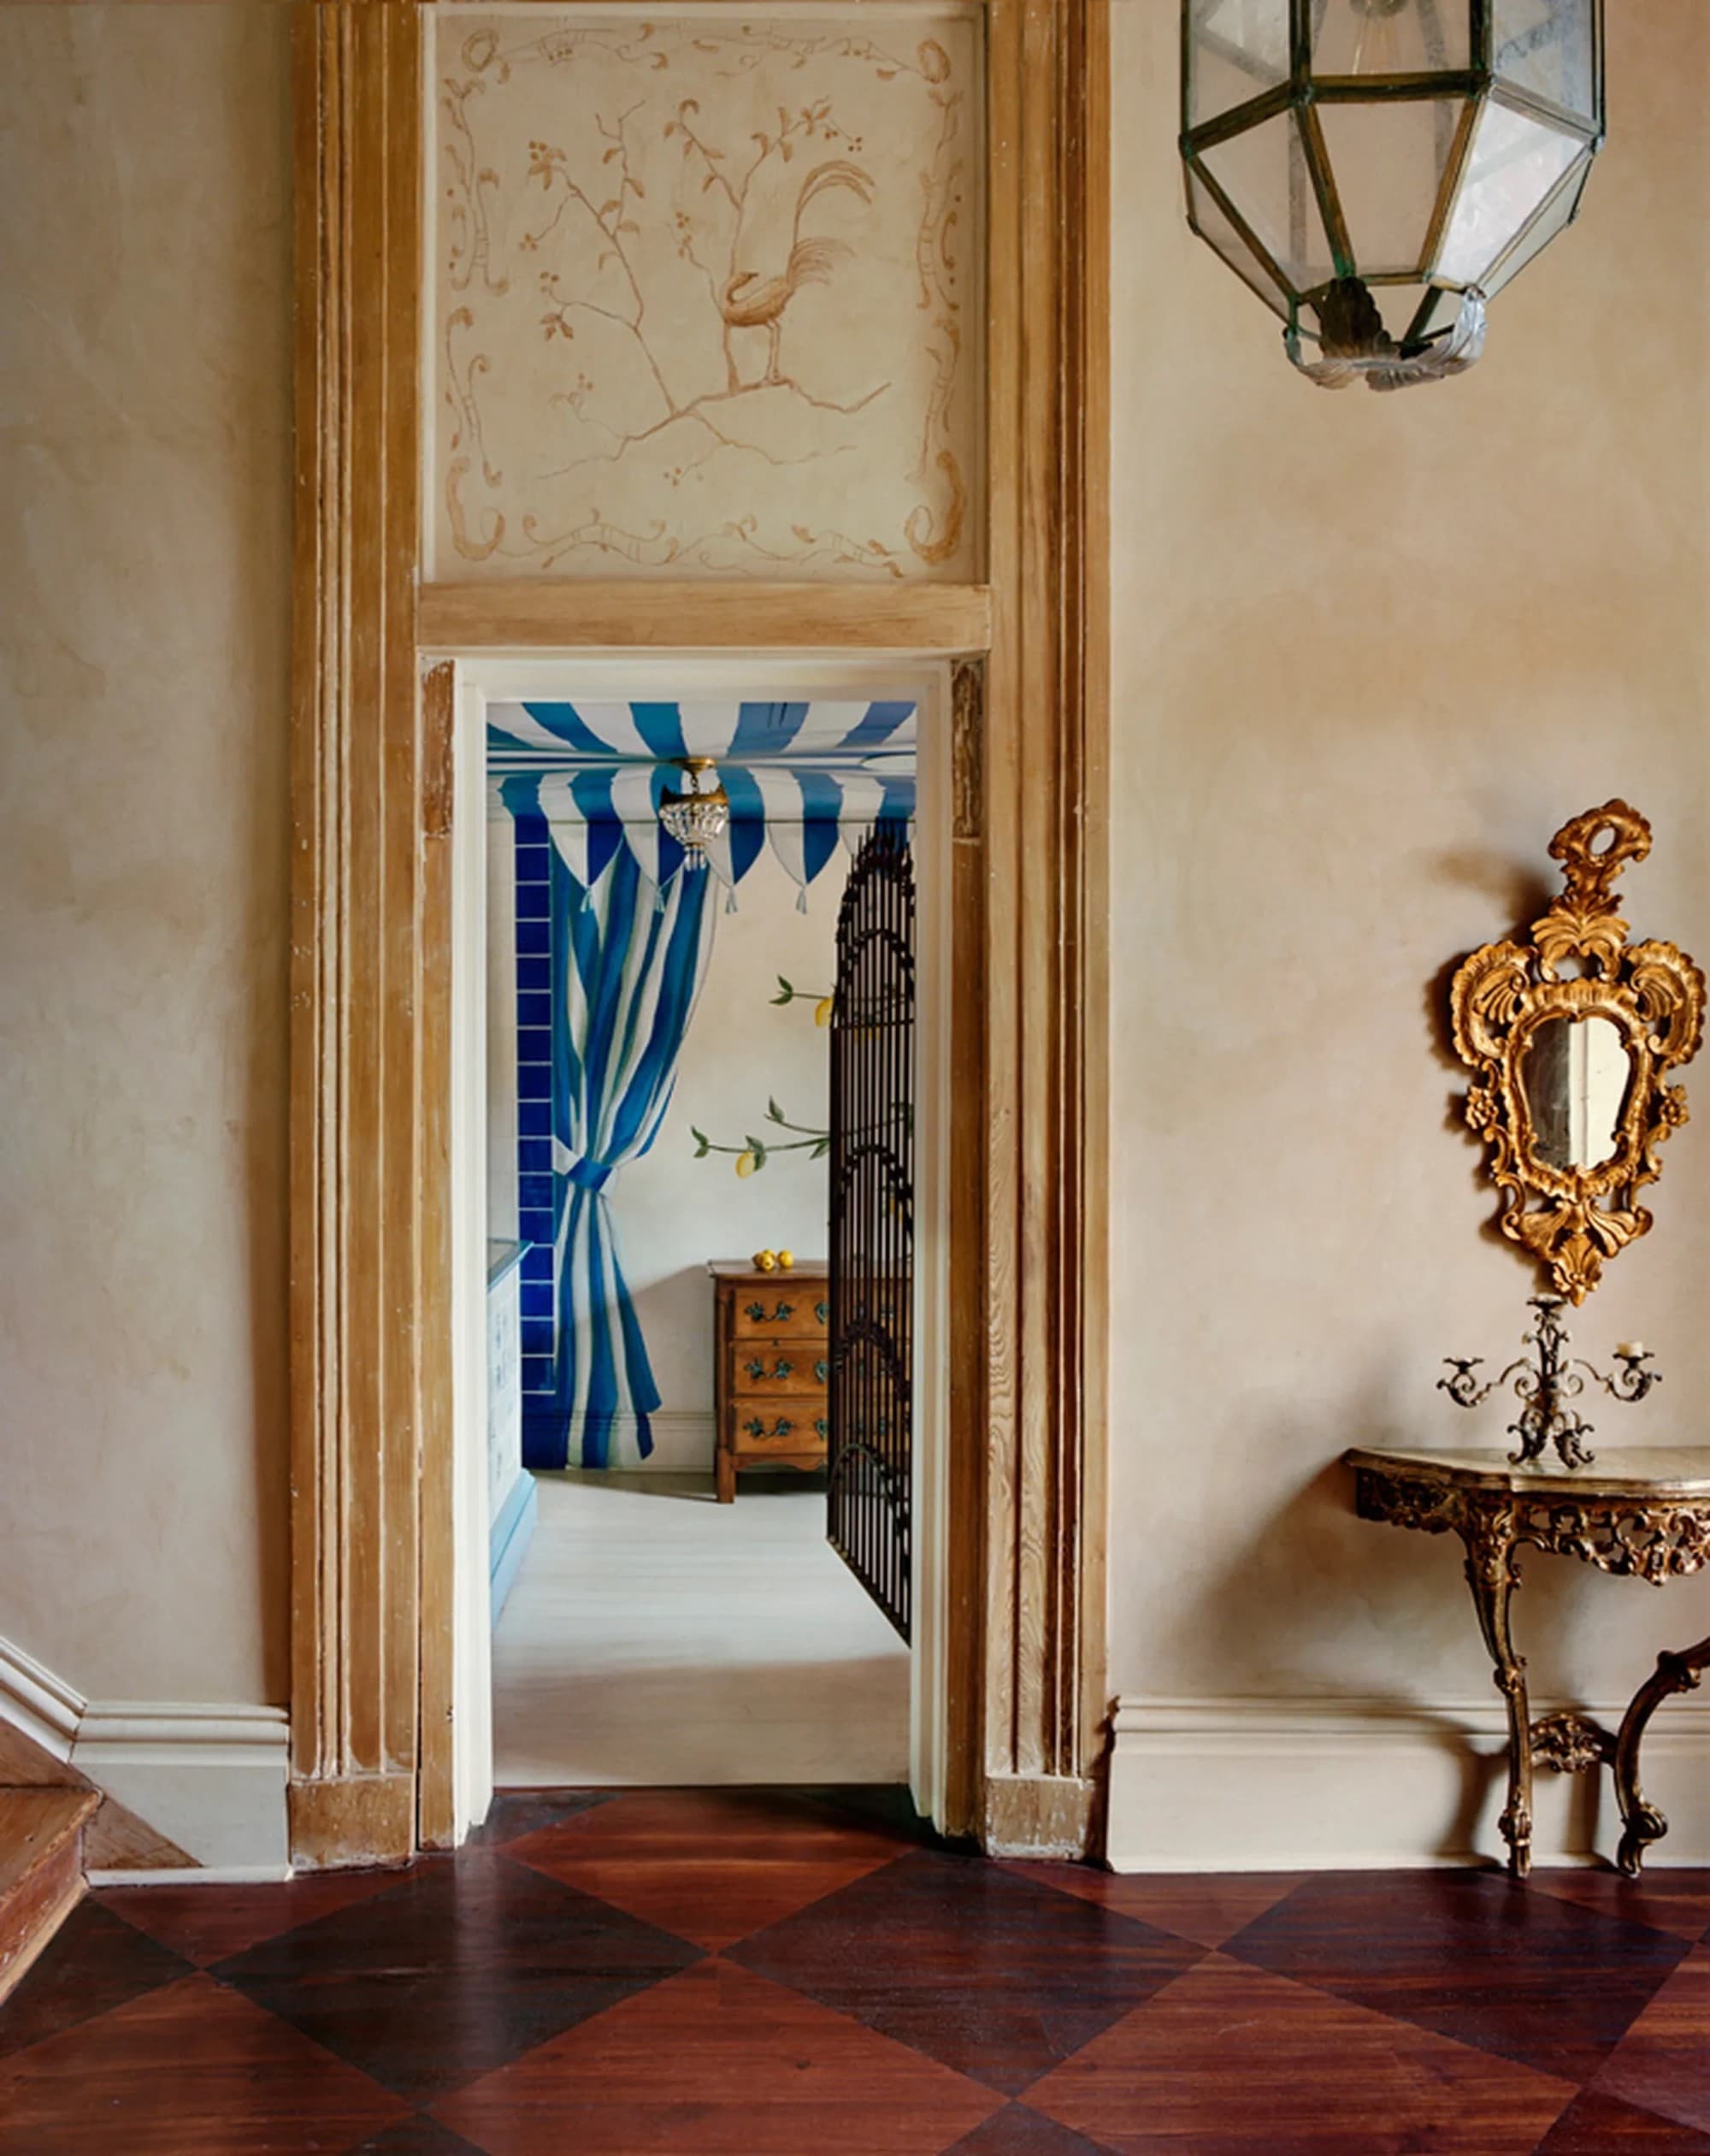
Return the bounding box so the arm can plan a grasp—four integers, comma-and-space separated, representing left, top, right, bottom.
0, 1787, 100, 2005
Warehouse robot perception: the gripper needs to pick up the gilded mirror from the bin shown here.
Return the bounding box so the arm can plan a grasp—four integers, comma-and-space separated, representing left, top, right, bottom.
1450, 802, 1704, 1302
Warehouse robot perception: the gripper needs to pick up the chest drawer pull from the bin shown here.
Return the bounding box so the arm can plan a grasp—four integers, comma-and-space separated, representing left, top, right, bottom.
815, 1298, 829, 1326
744, 1415, 794, 1438
746, 1298, 795, 1324
746, 1356, 793, 1381
815, 1357, 829, 1384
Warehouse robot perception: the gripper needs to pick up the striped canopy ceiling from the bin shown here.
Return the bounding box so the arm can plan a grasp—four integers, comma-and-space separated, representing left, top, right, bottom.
490, 699, 917, 895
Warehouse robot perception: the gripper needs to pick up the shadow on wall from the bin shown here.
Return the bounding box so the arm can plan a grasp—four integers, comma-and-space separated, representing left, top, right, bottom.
235, 2, 296, 1710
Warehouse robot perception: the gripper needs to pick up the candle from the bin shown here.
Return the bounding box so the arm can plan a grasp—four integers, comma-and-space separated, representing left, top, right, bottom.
1615, 1342, 1647, 1360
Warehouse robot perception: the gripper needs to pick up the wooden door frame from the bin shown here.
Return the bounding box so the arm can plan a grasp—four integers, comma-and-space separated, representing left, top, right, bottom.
288, 0, 1109, 1867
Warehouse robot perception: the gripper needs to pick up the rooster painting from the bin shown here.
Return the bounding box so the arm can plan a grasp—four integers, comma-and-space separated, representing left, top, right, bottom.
719, 159, 876, 394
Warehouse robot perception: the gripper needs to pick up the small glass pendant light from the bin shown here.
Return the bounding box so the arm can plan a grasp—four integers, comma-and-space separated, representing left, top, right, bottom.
1182, 0, 1604, 389
657, 759, 730, 870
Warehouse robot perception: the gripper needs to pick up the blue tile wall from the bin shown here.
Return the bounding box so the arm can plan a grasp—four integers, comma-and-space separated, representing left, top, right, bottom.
510, 816, 561, 1450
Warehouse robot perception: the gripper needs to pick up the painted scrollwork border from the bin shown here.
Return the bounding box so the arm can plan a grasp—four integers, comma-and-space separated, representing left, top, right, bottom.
1449, 800, 1705, 1302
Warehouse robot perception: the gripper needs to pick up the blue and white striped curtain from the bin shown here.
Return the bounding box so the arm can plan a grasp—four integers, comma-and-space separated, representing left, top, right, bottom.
538, 846, 716, 1470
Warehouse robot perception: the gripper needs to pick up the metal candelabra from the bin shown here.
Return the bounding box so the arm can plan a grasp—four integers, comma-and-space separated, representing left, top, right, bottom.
1438, 1297, 1660, 1469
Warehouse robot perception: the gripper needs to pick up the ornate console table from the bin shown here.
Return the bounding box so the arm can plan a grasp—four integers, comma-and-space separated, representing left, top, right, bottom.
1347, 1445, 1710, 1879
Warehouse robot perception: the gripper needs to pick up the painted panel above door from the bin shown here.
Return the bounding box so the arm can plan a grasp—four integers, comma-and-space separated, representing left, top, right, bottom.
426, 5, 982, 582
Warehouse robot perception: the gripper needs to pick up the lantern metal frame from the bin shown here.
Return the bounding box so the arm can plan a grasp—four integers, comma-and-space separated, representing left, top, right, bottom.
1182, 0, 1606, 384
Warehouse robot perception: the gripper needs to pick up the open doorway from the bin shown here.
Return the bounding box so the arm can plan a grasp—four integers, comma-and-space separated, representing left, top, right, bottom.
448, 656, 953, 1840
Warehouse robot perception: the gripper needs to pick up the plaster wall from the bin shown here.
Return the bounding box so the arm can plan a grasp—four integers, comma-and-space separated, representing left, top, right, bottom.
0, 4, 292, 1706
1107, 0, 1710, 1860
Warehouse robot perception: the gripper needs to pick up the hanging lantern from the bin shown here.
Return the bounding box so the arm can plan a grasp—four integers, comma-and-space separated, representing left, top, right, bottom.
1182, 2, 1604, 390
657, 758, 730, 870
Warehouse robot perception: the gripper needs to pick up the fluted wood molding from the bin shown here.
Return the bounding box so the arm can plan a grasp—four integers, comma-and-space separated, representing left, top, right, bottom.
288, 0, 423, 1870
964, 0, 1111, 1851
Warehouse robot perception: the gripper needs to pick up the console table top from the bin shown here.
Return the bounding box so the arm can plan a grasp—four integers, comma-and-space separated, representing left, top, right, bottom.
1344, 1444, 1710, 1500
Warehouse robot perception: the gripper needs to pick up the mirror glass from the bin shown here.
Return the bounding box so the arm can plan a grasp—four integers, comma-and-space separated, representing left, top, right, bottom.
1521, 1015, 1632, 1173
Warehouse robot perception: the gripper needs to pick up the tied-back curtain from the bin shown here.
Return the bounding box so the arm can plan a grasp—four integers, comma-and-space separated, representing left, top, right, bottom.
541, 846, 716, 1469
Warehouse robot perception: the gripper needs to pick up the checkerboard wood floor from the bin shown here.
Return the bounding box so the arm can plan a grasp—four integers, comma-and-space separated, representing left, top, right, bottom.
3, 1787, 1708, 2152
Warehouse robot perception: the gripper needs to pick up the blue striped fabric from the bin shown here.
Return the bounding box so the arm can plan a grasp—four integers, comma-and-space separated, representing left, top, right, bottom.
529, 845, 716, 1471
488, 699, 915, 902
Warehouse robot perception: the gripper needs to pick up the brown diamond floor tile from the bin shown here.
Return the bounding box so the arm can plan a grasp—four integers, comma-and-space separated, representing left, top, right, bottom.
944, 2101, 1121, 2151
1527, 1868, 1710, 1945
1224, 1868, 1689, 2084
1004, 1863, 1307, 1950
99, 1864, 405, 1966
214, 1851, 702, 2102
433, 1956, 1005, 2153
1593, 1946, 1710, 2134
508, 1784, 911, 1948
353, 2118, 492, 2155
1537, 2090, 1710, 2151
0, 1970, 410, 2153
467, 1789, 615, 1848
0, 1896, 190, 2062
730, 1846, 1205, 2095
1027, 1953, 1577, 2154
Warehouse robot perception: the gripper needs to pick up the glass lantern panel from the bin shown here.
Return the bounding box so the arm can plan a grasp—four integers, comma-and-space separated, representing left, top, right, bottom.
1434, 96, 1582, 287
1316, 96, 1466, 276
1493, 0, 1598, 125
1187, 166, 1294, 318
1188, 0, 1291, 127
1200, 110, 1337, 295
1477, 147, 1593, 296
1309, 0, 1471, 76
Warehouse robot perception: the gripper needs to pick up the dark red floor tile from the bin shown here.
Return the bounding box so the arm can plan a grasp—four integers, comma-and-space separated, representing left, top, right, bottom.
730, 1846, 1205, 2096
1004, 1863, 1306, 1950
1528, 1867, 1710, 1945
1537, 2090, 1710, 2151
0, 1896, 190, 2062
466, 1788, 614, 1848
0, 1970, 410, 2153
214, 1851, 701, 2103
1027, 1953, 1576, 2154
1223, 1867, 1689, 2085
354, 2117, 492, 2154
508, 1784, 910, 1948
1593, 1947, 1710, 2134
434, 1956, 1004, 2153
944, 2101, 1120, 2151
99, 1864, 405, 1966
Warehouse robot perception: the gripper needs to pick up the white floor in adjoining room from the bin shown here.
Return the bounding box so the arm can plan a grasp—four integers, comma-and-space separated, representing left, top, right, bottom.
491, 1470, 911, 1787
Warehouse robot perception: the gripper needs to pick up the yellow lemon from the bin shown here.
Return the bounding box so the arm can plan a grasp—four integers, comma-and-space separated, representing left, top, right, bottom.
735, 1149, 757, 1178
815, 995, 834, 1028
753, 1249, 776, 1272
777, 1249, 795, 1270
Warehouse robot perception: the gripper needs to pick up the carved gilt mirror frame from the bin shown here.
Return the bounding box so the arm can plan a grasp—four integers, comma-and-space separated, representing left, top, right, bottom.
1450, 802, 1705, 1302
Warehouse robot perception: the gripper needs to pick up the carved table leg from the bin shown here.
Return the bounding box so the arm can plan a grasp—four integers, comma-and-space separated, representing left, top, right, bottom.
1613, 1632, 1710, 1876
1460, 1503, 1532, 1878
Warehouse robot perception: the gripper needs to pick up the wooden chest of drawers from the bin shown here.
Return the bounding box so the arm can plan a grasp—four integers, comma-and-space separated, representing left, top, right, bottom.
709, 1260, 830, 1503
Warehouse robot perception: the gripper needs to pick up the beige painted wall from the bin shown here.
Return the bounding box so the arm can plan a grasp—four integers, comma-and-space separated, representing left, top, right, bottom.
1109, 0, 1710, 1716
0, 6, 292, 1704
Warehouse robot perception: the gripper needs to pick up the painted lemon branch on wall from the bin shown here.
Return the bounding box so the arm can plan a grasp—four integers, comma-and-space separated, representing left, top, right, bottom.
434, 16, 975, 581
692, 978, 831, 1177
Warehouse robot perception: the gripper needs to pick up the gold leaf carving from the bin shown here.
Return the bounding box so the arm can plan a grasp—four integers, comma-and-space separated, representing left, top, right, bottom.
1448, 800, 1705, 1301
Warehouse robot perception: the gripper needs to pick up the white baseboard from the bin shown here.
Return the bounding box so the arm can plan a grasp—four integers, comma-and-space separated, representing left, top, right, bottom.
1106, 1694, 1710, 1873
0, 1635, 81, 1761
89, 1864, 293, 1888
0, 1633, 290, 1875
614, 1411, 717, 1473
74, 1702, 290, 1875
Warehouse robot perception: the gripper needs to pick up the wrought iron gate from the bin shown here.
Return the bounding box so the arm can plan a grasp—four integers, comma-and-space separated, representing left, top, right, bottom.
828, 825, 916, 1642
